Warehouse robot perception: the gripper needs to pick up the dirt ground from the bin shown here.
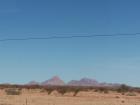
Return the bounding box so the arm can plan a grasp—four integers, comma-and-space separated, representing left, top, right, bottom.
0, 89, 140, 105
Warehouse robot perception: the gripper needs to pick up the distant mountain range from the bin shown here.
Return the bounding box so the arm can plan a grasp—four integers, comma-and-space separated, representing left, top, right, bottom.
27, 76, 121, 87
41, 76, 65, 86
68, 78, 99, 86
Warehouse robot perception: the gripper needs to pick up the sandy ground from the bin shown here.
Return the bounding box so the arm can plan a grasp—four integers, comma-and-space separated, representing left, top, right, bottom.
0, 89, 140, 105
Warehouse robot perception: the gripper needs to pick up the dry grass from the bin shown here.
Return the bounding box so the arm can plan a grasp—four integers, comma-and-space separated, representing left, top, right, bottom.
0, 88, 139, 105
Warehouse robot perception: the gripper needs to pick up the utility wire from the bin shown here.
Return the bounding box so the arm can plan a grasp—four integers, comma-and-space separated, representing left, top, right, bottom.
0, 33, 140, 42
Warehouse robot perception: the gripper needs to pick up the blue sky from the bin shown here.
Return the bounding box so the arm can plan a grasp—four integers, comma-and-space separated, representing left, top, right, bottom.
0, 0, 140, 87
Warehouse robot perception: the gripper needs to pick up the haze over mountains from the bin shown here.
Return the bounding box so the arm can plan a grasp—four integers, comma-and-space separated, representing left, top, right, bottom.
27, 76, 121, 87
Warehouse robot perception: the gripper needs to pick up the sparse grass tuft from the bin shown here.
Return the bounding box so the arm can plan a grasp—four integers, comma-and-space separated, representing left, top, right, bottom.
5, 88, 21, 95
126, 92, 136, 96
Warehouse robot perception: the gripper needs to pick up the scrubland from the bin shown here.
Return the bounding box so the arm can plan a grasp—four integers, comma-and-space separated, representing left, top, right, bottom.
0, 85, 139, 105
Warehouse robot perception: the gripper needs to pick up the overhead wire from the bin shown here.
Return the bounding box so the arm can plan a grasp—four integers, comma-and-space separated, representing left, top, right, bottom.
0, 33, 140, 42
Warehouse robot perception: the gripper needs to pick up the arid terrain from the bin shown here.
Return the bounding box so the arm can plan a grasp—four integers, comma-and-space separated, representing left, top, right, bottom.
0, 87, 140, 105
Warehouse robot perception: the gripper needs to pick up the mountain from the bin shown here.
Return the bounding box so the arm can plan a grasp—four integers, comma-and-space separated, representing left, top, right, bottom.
68, 78, 121, 87
41, 76, 65, 86
68, 78, 99, 86
26, 76, 121, 87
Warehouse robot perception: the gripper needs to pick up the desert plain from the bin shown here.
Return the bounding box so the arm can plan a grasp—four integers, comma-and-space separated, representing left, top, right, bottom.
0, 88, 140, 105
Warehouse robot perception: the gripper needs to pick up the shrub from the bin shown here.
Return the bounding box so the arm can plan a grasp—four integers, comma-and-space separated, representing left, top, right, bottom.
5, 88, 21, 95
126, 92, 136, 96
47, 89, 54, 95
73, 89, 80, 96
94, 89, 98, 92
58, 89, 67, 95
103, 89, 109, 94
40, 89, 47, 93
117, 84, 130, 93
97, 87, 109, 93
115, 96, 120, 98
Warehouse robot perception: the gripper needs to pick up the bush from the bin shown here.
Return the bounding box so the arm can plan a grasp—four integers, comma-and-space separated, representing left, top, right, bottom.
117, 84, 130, 93
103, 89, 109, 94
115, 96, 120, 98
94, 89, 98, 92
40, 89, 47, 93
97, 87, 109, 94
5, 88, 21, 95
73, 89, 80, 96
58, 89, 67, 95
47, 89, 54, 95
126, 92, 136, 96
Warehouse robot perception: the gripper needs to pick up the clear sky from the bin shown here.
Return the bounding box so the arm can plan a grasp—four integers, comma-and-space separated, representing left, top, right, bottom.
0, 0, 140, 87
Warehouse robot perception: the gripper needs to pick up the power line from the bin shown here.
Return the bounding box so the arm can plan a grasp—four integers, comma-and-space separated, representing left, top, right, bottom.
0, 33, 140, 42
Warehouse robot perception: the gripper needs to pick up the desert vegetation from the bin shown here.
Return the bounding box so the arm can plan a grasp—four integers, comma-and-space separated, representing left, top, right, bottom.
5, 88, 21, 95
0, 84, 139, 105
0, 84, 139, 96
